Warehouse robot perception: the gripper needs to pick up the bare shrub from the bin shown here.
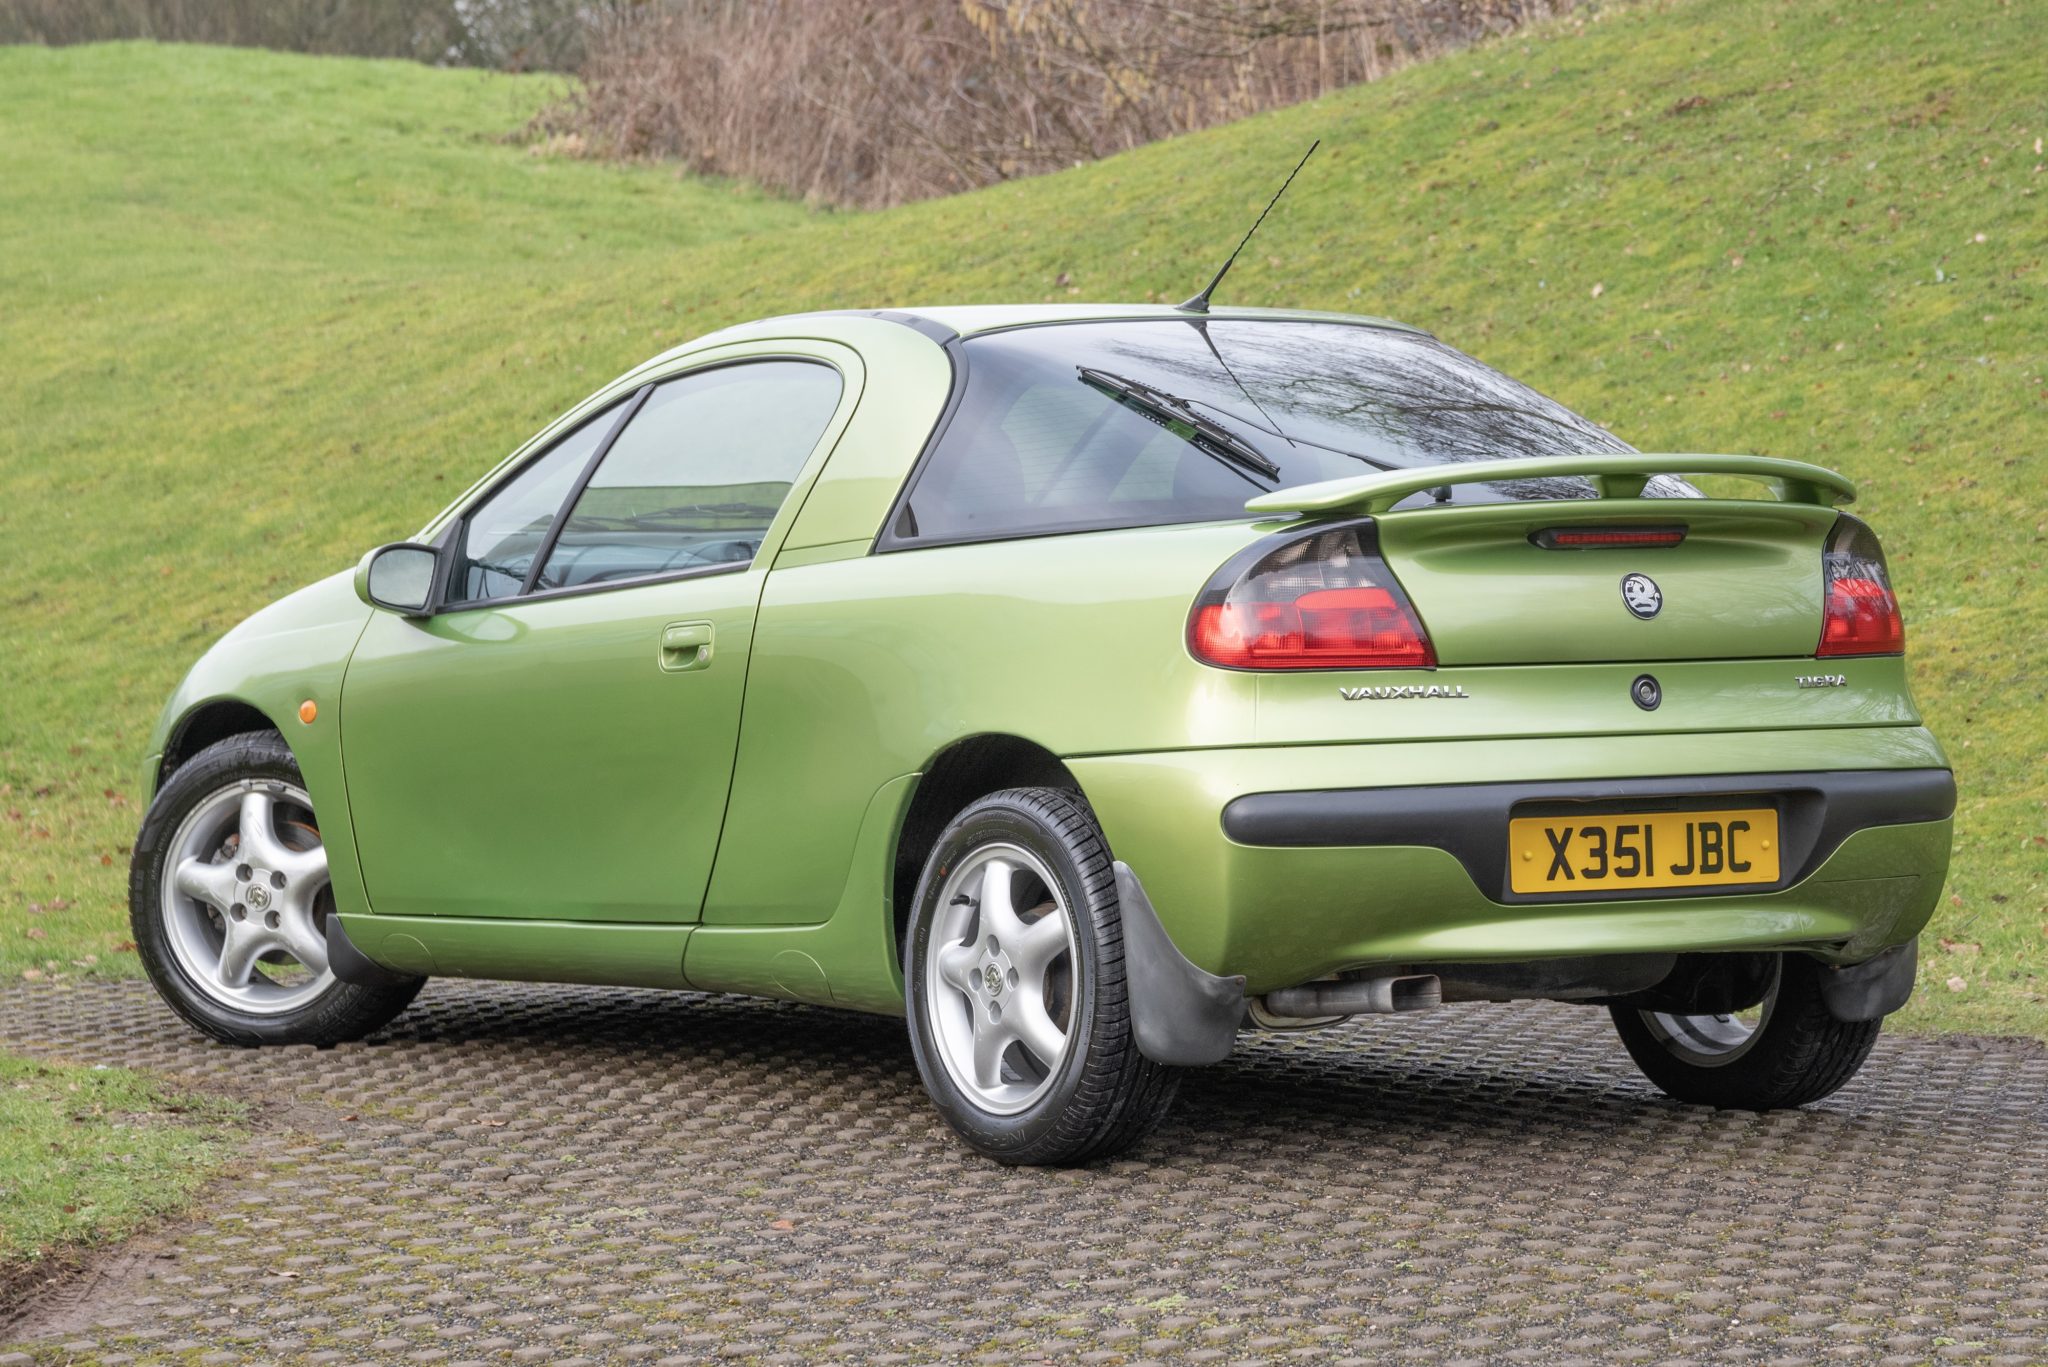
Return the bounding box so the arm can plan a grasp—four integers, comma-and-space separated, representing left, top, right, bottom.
544, 0, 1578, 208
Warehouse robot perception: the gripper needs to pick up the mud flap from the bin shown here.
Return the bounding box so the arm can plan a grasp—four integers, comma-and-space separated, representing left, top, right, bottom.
326, 915, 419, 988
1113, 861, 1246, 1066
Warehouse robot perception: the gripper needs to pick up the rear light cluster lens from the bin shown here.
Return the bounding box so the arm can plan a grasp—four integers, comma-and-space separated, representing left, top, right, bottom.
1189, 523, 1435, 669
1818, 513, 1903, 657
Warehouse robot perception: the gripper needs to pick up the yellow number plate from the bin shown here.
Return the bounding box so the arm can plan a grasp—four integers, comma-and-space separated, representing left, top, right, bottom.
1508, 807, 1779, 894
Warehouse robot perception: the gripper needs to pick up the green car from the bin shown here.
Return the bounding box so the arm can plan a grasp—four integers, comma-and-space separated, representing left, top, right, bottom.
131, 304, 1952, 1164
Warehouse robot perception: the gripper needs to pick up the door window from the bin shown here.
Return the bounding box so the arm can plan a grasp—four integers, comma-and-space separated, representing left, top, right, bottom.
534, 360, 842, 592
448, 402, 623, 605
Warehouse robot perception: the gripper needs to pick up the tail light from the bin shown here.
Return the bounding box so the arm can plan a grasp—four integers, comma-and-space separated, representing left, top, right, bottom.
1189, 522, 1434, 669
1817, 513, 1903, 656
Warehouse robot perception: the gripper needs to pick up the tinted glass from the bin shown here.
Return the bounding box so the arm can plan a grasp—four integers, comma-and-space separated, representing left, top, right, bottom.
899, 320, 1678, 543
535, 360, 841, 591
449, 402, 620, 605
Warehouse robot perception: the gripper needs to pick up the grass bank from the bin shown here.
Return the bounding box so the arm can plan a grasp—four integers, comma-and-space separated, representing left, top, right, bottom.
1, 0, 2042, 1034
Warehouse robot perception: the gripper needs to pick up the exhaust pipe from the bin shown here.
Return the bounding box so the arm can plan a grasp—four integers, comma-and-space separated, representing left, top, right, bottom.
1260, 974, 1442, 1019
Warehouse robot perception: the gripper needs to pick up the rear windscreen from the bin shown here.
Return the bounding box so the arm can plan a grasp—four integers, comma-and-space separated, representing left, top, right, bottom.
892, 319, 1679, 545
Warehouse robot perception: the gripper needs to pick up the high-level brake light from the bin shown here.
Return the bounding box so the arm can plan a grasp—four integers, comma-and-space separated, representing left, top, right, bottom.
1533, 526, 1688, 549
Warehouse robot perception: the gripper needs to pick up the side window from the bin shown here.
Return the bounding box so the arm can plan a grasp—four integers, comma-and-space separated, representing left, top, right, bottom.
534, 360, 841, 592
449, 402, 622, 606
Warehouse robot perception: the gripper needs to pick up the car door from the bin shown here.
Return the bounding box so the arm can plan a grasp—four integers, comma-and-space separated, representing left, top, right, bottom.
339, 353, 851, 924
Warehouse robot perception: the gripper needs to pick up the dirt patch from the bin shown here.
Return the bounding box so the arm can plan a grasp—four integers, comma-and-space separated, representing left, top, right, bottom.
0, 1239, 175, 1341
1906, 1030, 2047, 1058
0, 1084, 341, 1341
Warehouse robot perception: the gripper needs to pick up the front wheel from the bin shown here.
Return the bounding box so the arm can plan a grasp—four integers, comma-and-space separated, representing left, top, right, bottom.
1609, 954, 1880, 1110
130, 731, 424, 1046
904, 788, 1179, 1165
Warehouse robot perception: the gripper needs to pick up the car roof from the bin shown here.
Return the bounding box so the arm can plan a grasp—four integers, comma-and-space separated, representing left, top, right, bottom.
685, 301, 1427, 349
880, 302, 1429, 338
608, 302, 1434, 394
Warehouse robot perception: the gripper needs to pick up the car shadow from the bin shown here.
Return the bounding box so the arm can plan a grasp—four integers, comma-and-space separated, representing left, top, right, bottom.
354, 980, 1911, 1166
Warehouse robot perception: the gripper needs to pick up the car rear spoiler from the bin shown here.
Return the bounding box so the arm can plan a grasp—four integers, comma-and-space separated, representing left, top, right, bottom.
1243, 453, 1857, 517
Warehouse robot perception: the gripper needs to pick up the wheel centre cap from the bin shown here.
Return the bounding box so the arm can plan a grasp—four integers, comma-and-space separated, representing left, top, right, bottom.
245, 883, 272, 911
982, 963, 1004, 997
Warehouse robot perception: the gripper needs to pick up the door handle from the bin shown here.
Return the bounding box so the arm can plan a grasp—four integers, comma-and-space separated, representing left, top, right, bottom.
658, 621, 714, 673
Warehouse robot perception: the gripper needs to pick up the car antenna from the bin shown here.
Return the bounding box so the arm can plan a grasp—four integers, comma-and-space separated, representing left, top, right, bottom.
1176, 139, 1319, 315
1190, 318, 1299, 450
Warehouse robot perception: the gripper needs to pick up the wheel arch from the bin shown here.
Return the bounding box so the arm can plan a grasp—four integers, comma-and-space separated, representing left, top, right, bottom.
891, 733, 1082, 950
159, 698, 284, 788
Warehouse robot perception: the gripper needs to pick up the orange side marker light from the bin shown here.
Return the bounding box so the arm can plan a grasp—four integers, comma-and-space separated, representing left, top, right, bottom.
298, 700, 318, 725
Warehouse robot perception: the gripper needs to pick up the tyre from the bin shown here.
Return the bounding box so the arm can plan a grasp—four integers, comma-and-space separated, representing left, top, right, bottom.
904, 787, 1180, 1165
1609, 953, 1880, 1109
130, 731, 424, 1046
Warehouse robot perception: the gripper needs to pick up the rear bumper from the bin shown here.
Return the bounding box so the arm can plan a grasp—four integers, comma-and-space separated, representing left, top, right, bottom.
1221, 767, 1955, 904
1068, 727, 1954, 995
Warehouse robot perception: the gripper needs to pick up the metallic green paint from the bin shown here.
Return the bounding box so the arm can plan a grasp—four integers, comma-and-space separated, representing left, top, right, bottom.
682, 773, 915, 1013
1247, 452, 1858, 515
770, 539, 878, 571
142, 570, 375, 918
1069, 726, 1949, 993
1373, 499, 1840, 665
138, 303, 1951, 1024
339, 913, 691, 988
704, 520, 1275, 931
339, 335, 868, 924
1244, 655, 1920, 744
773, 328, 949, 553
340, 564, 764, 922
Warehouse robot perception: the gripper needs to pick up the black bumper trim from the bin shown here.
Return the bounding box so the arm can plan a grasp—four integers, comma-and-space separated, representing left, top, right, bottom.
1220, 768, 1955, 906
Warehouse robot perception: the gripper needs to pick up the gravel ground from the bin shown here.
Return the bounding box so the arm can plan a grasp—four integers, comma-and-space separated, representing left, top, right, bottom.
1, 978, 2043, 1365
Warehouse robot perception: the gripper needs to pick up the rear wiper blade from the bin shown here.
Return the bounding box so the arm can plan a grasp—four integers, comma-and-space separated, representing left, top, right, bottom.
1077, 367, 1280, 481
1180, 399, 1403, 474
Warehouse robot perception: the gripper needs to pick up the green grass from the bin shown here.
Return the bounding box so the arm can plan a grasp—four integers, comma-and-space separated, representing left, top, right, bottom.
1, 1, 2043, 1036
0, 1053, 244, 1283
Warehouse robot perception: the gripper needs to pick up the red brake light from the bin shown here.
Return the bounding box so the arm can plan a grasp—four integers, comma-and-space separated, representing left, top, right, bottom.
1189, 523, 1435, 670
1817, 515, 1903, 657
1536, 526, 1687, 549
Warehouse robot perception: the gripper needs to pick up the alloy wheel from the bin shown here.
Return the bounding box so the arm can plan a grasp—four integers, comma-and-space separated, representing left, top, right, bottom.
160, 779, 335, 1014
922, 842, 1079, 1115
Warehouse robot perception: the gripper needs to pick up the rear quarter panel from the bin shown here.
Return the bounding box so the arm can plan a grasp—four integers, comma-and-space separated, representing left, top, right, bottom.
703, 522, 1267, 926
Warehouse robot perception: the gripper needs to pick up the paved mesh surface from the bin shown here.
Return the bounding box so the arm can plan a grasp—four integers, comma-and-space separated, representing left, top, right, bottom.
1, 979, 2044, 1366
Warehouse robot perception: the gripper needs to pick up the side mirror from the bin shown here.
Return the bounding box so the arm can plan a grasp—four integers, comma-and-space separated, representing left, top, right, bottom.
354, 543, 441, 617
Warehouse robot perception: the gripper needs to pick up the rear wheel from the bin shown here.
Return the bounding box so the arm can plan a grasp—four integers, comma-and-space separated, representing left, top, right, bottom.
1609, 954, 1880, 1109
131, 732, 423, 1046
905, 788, 1179, 1165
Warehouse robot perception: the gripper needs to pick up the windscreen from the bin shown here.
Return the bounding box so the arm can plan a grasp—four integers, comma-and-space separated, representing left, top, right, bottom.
895, 319, 1678, 544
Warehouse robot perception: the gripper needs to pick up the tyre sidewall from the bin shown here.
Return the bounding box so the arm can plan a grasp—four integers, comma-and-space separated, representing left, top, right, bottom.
904, 794, 1111, 1161
1611, 953, 1880, 1110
